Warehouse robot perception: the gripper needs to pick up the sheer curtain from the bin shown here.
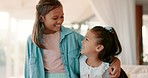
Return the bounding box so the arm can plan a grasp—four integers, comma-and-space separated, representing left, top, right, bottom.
89, 0, 136, 65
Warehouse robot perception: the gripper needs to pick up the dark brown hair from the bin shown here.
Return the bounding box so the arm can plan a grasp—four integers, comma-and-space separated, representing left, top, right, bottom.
32, 0, 62, 48
90, 26, 122, 63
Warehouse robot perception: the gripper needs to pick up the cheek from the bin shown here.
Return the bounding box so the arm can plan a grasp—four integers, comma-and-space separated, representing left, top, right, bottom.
84, 44, 91, 51
61, 19, 64, 23
47, 20, 55, 24
44, 22, 51, 27
44, 20, 55, 27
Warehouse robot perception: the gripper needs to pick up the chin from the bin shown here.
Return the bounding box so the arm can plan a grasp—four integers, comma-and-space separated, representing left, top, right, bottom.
81, 51, 86, 55
80, 52, 84, 54
56, 28, 61, 31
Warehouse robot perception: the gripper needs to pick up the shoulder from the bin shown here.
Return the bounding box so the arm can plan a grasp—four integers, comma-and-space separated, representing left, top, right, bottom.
61, 26, 73, 33
26, 35, 36, 47
102, 69, 110, 78
61, 26, 82, 35
80, 55, 87, 69
80, 55, 87, 62
102, 62, 109, 68
26, 35, 32, 44
102, 62, 110, 78
61, 26, 84, 39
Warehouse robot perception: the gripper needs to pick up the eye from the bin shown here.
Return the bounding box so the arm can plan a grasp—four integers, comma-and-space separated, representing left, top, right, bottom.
85, 38, 88, 41
53, 17, 58, 20
61, 16, 64, 19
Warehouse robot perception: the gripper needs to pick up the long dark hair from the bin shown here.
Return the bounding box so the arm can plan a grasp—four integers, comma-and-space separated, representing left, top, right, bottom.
90, 26, 122, 63
32, 0, 62, 48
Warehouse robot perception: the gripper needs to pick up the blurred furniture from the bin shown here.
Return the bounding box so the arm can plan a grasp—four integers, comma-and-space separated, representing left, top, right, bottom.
122, 65, 148, 78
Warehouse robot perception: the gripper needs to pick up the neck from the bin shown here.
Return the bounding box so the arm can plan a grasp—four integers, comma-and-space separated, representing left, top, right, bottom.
43, 30, 57, 34
86, 57, 102, 67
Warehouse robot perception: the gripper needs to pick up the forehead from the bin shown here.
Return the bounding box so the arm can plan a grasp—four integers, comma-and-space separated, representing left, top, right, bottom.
47, 6, 63, 16
85, 30, 96, 38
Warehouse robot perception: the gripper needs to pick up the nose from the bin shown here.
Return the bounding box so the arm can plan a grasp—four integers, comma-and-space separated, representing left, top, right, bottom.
57, 18, 64, 24
81, 39, 84, 45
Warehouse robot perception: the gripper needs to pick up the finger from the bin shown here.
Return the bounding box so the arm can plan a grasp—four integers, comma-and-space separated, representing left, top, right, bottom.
112, 71, 120, 78
109, 67, 120, 77
109, 67, 117, 74
109, 72, 118, 78
111, 68, 117, 75
108, 67, 114, 74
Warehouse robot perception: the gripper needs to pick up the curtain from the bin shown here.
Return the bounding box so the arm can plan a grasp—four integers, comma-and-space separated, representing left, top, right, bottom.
89, 0, 136, 65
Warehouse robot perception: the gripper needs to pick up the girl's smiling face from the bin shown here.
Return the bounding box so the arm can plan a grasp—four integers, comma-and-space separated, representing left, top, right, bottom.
40, 6, 64, 34
81, 30, 100, 57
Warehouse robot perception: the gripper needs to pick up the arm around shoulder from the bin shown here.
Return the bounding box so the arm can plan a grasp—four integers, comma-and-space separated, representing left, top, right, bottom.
108, 57, 121, 78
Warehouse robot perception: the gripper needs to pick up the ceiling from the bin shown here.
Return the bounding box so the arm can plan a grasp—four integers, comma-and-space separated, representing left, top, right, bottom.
0, 0, 94, 23
0, 0, 148, 23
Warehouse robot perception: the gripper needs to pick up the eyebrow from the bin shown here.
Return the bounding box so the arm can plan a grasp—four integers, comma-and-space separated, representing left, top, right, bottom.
52, 14, 64, 17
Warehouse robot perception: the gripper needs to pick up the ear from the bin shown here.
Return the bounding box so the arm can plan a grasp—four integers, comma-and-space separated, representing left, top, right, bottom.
39, 15, 45, 22
96, 45, 104, 52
